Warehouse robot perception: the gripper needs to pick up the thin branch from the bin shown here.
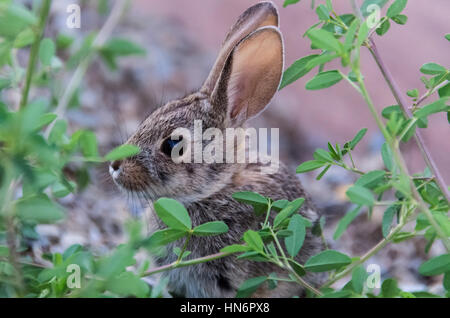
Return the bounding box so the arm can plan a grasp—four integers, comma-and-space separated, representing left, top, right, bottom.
415, 80, 449, 107
141, 251, 233, 277
19, 0, 52, 109
323, 222, 404, 288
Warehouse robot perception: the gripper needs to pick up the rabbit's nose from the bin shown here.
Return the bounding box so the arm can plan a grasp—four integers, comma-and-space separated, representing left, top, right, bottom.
110, 160, 122, 172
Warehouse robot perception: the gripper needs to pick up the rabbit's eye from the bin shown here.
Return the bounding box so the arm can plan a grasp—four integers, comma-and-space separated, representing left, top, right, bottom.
161, 136, 183, 157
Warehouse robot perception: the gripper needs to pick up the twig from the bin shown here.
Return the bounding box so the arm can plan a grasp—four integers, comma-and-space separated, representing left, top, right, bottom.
141, 251, 234, 277
19, 0, 52, 109
415, 80, 449, 107
323, 222, 404, 288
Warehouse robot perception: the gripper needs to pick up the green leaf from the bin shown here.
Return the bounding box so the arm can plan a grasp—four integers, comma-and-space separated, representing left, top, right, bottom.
333, 205, 361, 240
420, 62, 447, 75
382, 205, 398, 237
346, 185, 374, 206
381, 142, 394, 171
444, 272, 450, 291
100, 38, 146, 56
56, 33, 74, 50
357, 19, 370, 46
271, 200, 289, 212
16, 195, 64, 224
144, 228, 187, 248
313, 148, 333, 162
243, 230, 264, 252
97, 245, 134, 279
13, 27, 35, 48
391, 14, 408, 25
296, 160, 327, 173
0, 3, 37, 38
407, 88, 419, 98
285, 214, 306, 257
220, 244, 249, 254
106, 271, 149, 298
153, 198, 192, 231
192, 221, 228, 236
438, 83, 450, 98
419, 254, 450, 276
306, 29, 343, 54
34, 113, 57, 131
305, 53, 339, 71
381, 278, 400, 297
288, 259, 306, 276
274, 198, 305, 228
316, 164, 331, 180
344, 19, 359, 50
39, 38, 55, 66
316, 5, 329, 21
355, 170, 386, 189
446, 34, 450, 42
304, 250, 352, 272
350, 128, 368, 150
352, 266, 368, 294
232, 191, 268, 216
392, 231, 415, 243
386, 0, 408, 18
80, 131, 99, 158
279, 55, 319, 90
414, 98, 448, 119
104, 144, 140, 161
236, 276, 267, 298
0, 41, 12, 67
283, 0, 301, 8
305, 70, 343, 90
376, 19, 390, 36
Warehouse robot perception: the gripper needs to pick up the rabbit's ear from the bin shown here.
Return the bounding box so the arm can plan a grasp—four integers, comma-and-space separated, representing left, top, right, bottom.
201, 1, 279, 95
211, 26, 284, 126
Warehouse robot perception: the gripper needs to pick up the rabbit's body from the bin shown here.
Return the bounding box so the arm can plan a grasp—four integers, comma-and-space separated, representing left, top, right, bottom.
110, 2, 324, 297
148, 160, 323, 297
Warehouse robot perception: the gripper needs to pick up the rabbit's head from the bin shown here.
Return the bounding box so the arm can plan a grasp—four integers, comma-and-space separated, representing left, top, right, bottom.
110, 2, 284, 203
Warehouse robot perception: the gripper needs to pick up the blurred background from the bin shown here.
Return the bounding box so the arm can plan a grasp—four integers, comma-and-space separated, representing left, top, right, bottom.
27, 0, 449, 293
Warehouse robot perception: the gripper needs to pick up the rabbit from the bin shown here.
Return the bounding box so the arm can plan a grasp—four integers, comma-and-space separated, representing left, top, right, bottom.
110, 1, 324, 298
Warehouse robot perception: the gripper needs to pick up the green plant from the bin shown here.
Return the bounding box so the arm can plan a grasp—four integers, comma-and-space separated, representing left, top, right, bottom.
1, 0, 449, 299
0, 0, 146, 297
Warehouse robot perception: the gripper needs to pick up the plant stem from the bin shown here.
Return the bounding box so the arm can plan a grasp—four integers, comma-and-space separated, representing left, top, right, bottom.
263, 200, 273, 228
322, 222, 404, 288
366, 38, 450, 204
269, 228, 323, 296
141, 251, 234, 277
19, 0, 52, 109
176, 232, 192, 263
415, 80, 448, 107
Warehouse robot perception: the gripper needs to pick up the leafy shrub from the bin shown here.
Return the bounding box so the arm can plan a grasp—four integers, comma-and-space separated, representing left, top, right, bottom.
0, 0, 449, 298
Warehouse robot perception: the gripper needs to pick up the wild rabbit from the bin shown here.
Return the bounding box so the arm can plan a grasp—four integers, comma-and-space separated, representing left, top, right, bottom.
110, 1, 324, 297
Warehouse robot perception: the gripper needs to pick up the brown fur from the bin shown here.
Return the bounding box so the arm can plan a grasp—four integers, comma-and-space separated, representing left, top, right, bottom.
110, 1, 324, 297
